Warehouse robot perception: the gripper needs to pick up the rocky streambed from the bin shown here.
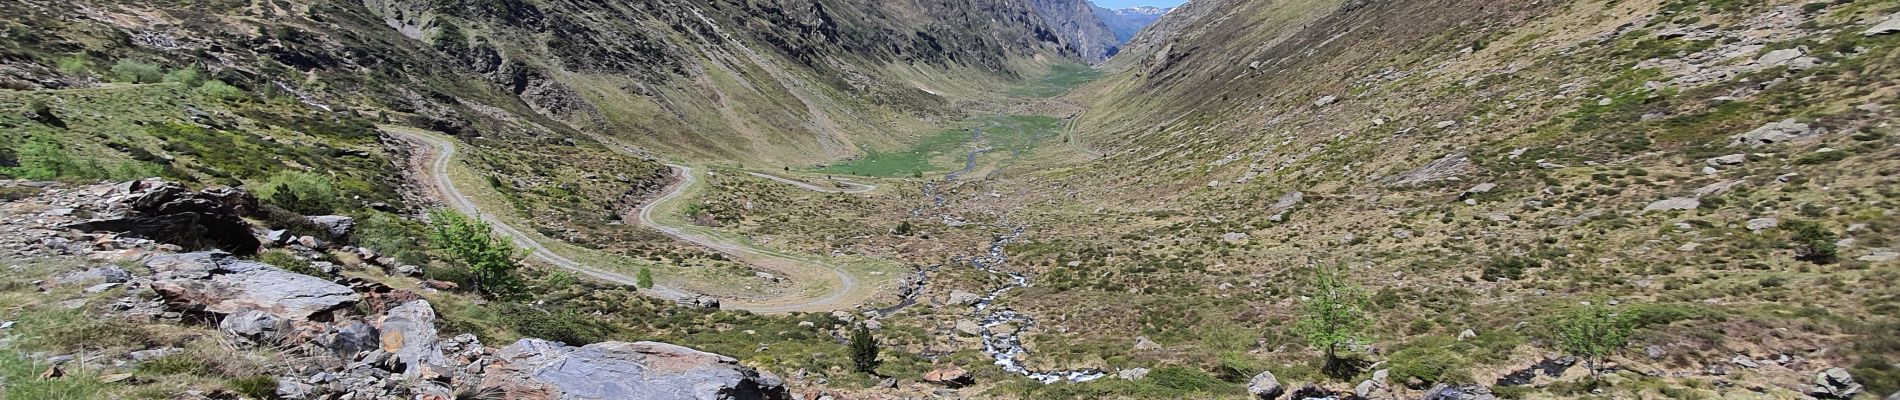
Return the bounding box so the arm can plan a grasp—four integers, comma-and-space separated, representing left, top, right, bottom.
964, 224, 1107, 383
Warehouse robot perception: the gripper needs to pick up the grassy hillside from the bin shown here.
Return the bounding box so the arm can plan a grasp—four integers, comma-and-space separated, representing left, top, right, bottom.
932, 0, 1900, 397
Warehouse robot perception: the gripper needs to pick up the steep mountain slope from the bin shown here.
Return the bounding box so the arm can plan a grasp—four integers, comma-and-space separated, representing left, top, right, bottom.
953, 0, 1900, 397
1029, 0, 1123, 61
1092, 5, 1172, 43
1, 0, 1086, 167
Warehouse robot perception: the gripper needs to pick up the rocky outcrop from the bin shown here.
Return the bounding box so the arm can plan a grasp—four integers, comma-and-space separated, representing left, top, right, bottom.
1386, 153, 1474, 187
1027, 0, 1120, 61
306, 215, 356, 238
1811, 368, 1863, 399
480, 339, 790, 400
1732, 119, 1817, 147
144, 251, 358, 320
67, 179, 262, 255
1422, 383, 1499, 400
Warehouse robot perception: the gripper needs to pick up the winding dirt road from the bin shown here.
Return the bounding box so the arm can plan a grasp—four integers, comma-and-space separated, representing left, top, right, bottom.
391, 127, 869, 313
393, 129, 692, 301
637, 164, 863, 313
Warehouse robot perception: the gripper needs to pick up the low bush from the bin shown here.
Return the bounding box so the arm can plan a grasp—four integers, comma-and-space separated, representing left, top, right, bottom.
255, 171, 340, 215
109, 59, 164, 84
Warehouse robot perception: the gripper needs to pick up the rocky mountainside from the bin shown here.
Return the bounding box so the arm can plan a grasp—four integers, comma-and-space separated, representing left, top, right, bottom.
1092, 5, 1173, 43
0, 178, 793, 398
0, 0, 1084, 166
1029, 0, 1123, 62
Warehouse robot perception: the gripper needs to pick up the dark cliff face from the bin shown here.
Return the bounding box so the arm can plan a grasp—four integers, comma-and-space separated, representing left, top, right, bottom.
1026, 0, 1120, 62
1091, 6, 1171, 43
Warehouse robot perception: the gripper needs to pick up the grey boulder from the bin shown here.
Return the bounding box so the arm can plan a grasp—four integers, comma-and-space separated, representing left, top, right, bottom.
1247, 370, 1284, 399
1732, 119, 1816, 147
379, 300, 449, 379
220, 309, 292, 344
145, 251, 358, 320
1422, 383, 1498, 400
480, 338, 790, 400
306, 215, 356, 238
1811, 367, 1863, 399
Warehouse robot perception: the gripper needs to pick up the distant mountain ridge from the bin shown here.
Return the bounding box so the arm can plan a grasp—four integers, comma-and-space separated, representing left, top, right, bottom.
1091, 5, 1173, 43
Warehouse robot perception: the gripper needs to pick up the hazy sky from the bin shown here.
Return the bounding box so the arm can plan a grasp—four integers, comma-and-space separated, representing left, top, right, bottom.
1092, 0, 1186, 9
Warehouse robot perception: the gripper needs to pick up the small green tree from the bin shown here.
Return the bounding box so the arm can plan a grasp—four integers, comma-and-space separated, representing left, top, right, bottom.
1552, 301, 1634, 379
1784, 219, 1838, 264
427, 209, 523, 298
1293, 265, 1369, 378
636, 266, 654, 289
849, 324, 879, 374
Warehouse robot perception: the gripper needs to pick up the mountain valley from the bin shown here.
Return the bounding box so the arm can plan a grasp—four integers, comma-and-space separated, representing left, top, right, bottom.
1, 0, 1898, 399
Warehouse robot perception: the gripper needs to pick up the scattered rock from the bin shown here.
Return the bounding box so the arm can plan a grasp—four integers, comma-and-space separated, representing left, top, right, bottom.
1422, 383, 1498, 400
1812, 368, 1863, 399
220, 309, 291, 344
1706, 154, 1746, 166
1247, 370, 1284, 400
1314, 95, 1337, 107
1756, 48, 1805, 66
317, 320, 379, 358
1863, 12, 1900, 36
1644, 198, 1701, 213
1695, 180, 1744, 197
924, 366, 973, 387
1221, 232, 1250, 244
1387, 153, 1473, 187
1646, 345, 1665, 359
1270, 191, 1304, 211
947, 290, 982, 306
84, 282, 121, 293
306, 215, 356, 238
1746, 218, 1780, 232
128, 347, 182, 362
55, 266, 133, 285
1733, 119, 1816, 147
1733, 355, 1762, 369
145, 251, 359, 320
954, 320, 981, 336
1858, 250, 1898, 263
1134, 336, 1161, 350
1118, 367, 1150, 381
1460, 183, 1497, 200
480, 339, 791, 399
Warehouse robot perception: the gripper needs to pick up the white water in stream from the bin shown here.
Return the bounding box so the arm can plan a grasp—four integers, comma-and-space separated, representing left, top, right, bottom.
966, 225, 1107, 383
